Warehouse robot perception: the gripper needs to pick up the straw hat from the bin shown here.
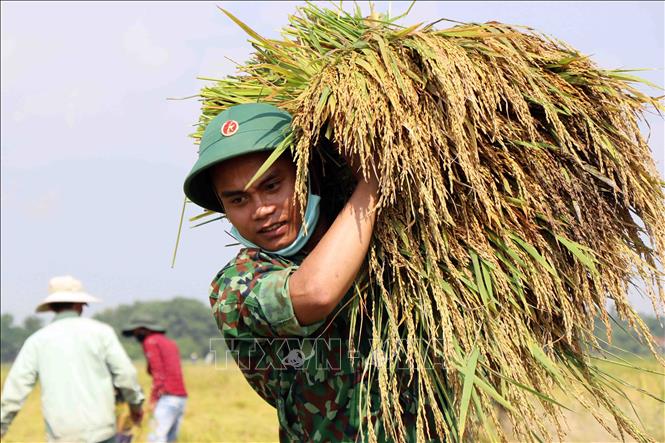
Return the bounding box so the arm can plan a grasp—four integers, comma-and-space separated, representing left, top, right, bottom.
35, 275, 101, 313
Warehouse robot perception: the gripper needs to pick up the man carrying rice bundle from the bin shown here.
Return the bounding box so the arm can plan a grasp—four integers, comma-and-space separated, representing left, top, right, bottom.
184, 3, 665, 442
184, 103, 427, 441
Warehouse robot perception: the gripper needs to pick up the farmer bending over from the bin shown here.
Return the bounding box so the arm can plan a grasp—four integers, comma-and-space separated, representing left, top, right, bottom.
184, 103, 422, 441
122, 316, 187, 443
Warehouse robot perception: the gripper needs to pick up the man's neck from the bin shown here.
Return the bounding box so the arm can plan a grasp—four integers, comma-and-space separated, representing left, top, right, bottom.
52, 310, 80, 321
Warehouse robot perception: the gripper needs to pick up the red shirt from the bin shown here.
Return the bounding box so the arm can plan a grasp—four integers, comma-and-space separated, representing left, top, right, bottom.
142, 332, 187, 403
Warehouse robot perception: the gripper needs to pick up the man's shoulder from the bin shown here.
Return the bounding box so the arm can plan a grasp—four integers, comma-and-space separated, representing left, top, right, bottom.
149, 334, 181, 354
215, 248, 295, 280
66, 316, 116, 335
22, 327, 45, 346
143, 333, 160, 346
209, 249, 257, 302
28, 317, 114, 343
145, 333, 172, 346
210, 248, 285, 290
216, 248, 262, 277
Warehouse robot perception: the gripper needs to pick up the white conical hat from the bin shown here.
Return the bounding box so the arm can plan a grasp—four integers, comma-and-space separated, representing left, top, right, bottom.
35, 275, 101, 313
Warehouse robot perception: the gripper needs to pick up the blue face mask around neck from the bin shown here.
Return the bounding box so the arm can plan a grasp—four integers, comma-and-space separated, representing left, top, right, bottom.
229, 185, 321, 257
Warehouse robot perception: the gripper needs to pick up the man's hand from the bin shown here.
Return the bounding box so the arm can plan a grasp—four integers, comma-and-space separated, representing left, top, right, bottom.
129, 403, 144, 425
342, 148, 379, 188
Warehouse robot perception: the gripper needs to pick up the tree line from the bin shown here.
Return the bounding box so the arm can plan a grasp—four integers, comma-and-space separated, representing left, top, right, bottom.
593, 309, 664, 356
1, 297, 222, 362
1, 298, 663, 363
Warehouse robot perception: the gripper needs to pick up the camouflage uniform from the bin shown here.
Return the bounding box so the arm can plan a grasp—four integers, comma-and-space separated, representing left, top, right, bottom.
209, 248, 425, 442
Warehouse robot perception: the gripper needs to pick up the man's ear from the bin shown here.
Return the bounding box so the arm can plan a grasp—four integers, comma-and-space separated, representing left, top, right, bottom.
208, 168, 227, 214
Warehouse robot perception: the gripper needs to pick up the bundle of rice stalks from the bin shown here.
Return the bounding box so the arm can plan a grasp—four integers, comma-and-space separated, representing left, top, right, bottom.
190, 3, 665, 442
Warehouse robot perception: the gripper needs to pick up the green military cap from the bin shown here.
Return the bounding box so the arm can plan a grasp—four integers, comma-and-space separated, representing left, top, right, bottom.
121, 316, 166, 336
183, 103, 293, 213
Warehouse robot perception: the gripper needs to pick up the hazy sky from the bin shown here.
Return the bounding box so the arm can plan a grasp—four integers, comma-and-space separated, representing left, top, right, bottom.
2, 1, 664, 320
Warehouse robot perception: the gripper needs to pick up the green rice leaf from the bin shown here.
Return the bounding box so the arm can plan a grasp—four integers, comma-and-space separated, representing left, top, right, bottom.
458, 346, 480, 439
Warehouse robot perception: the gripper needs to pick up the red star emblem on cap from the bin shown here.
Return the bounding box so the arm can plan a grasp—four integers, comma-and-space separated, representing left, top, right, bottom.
221, 120, 239, 137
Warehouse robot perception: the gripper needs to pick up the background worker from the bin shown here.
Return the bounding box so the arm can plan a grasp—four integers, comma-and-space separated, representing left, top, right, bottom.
122, 317, 187, 443
0, 275, 144, 443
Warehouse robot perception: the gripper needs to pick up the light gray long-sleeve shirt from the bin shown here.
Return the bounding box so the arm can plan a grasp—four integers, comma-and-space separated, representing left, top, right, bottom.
0, 311, 144, 442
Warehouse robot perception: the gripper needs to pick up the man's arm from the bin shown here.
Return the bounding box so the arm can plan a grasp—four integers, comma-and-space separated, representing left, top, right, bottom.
289, 172, 379, 325
103, 328, 144, 409
0, 337, 38, 438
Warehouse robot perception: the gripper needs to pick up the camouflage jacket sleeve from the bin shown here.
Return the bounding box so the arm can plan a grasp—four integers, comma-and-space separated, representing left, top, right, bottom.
209, 249, 324, 338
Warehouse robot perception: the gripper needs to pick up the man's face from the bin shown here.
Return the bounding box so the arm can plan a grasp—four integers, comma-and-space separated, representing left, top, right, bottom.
133, 327, 149, 342
210, 152, 302, 251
